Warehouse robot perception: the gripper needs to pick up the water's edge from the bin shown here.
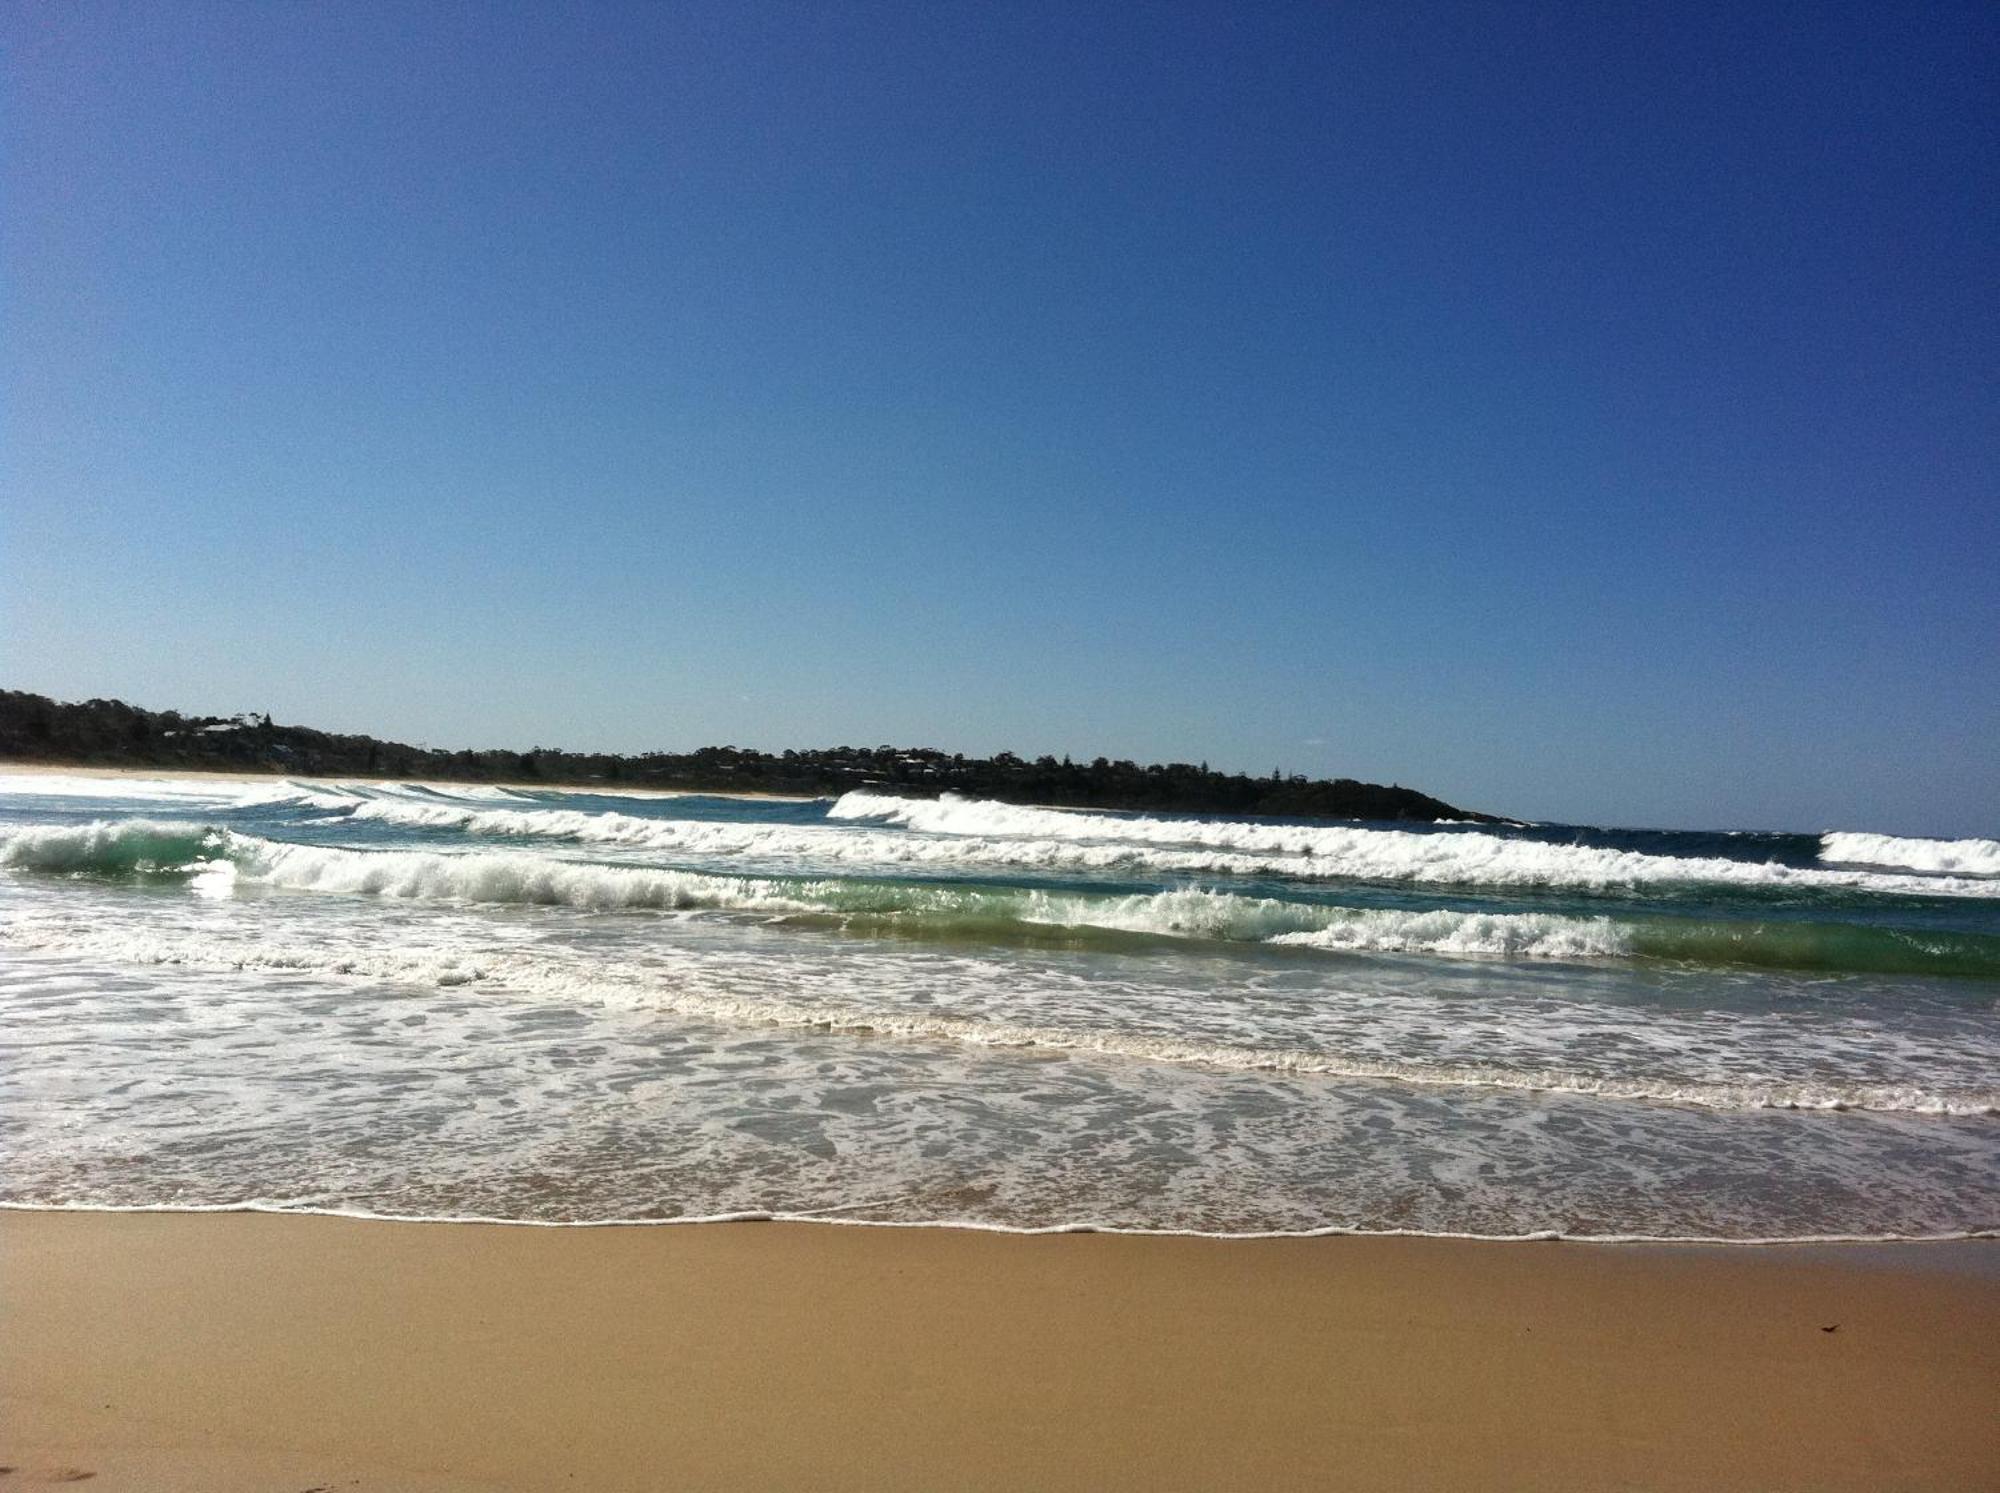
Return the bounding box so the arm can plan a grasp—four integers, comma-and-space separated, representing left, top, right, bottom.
4, 1199, 1993, 1247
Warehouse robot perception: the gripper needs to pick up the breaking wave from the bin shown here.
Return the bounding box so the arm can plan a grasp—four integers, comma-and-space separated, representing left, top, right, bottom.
311, 793, 2000, 899
1822, 831, 2000, 878
0, 818, 217, 875
0, 771, 542, 811
8, 820, 2000, 978
831, 794, 2000, 898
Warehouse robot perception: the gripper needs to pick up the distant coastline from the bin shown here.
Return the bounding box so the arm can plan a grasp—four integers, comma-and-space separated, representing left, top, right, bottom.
0, 688, 1489, 823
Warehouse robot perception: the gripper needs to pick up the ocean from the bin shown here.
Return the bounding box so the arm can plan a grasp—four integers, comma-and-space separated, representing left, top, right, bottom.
2, 772, 1995, 1242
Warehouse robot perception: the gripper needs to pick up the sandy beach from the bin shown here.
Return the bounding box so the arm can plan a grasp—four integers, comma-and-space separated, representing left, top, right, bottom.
3, 1212, 1995, 1491
12, 2, 1997, 1488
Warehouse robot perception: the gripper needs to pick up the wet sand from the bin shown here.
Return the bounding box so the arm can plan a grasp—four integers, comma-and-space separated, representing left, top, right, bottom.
2, 1211, 1995, 1491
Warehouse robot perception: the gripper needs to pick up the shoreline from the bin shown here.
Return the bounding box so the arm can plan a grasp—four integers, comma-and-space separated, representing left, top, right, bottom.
3, 1211, 1995, 1490
0, 758, 822, 803
0, 759, 1486, 823
0, 759, 1163, 817
4, 1199, 1995, 1249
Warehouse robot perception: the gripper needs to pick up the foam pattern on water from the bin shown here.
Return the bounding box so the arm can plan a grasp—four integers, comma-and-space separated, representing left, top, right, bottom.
5, 940, 1996, 1238
2, 778, 1996, 1239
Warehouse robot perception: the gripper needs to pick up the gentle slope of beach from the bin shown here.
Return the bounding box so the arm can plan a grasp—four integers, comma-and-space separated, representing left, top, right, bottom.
3, 1212, 1996, 1491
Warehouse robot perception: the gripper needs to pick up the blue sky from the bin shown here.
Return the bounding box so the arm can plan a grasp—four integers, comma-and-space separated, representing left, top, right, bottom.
4, 2, 1995, 833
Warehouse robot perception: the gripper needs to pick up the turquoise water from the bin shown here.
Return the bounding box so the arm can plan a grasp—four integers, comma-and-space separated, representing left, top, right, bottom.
2, 772, 1995, 1239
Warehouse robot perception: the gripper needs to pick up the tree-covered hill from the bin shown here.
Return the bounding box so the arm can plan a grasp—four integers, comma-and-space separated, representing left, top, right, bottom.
0, 689, 1490, 822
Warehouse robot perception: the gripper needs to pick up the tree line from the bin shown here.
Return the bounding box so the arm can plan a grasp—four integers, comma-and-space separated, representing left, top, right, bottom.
0, 689, 1489, 822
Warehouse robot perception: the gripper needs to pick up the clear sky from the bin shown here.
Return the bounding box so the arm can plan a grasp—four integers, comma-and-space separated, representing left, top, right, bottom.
4, 2, 1995, 834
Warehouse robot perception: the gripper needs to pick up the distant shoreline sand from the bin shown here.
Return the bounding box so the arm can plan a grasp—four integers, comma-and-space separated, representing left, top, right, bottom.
0, 758, 820, 803
3, 1211, 1994, 1490
0, 759, 1131, 814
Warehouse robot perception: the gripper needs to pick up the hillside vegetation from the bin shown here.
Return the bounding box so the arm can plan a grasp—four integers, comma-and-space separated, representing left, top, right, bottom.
0, 689, 1488, 822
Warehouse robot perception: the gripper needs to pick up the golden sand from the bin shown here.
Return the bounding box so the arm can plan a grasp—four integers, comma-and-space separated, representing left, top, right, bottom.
3, 1212, 1995, 1491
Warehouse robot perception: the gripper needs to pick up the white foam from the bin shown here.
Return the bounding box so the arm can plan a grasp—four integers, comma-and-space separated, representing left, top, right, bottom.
331, 798, 1379, 880
231, 836, 835, 914
832, 794, 2000, 899
1022, 889, 1633, 961
10, 785, 1999, 1245
1269, 908, 1632, 960
3, 1200, 1989, 1246
0, 821, 1664, 962
227, 780, 359, 811
336, 795, 2000, 899
0, 771, 275, 804
0, 817, 214, 871
1822, 831, 2000, 877
0, 773, 546, 810
4, 916, 1990, 1117
381, 782, 538, 802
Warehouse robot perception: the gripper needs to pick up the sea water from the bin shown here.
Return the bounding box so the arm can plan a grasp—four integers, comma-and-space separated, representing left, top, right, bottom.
2, 773, 1995, 1240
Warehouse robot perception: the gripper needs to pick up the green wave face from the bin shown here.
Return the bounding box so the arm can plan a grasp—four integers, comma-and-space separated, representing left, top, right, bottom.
1627, 919, 2000, 979
797, 900, 2000, 978
0, 822, 222, 879
7, 820, 2000, 980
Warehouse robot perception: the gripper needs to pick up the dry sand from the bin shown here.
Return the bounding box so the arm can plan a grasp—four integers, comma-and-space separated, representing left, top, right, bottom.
3, 1212, 1995, 1491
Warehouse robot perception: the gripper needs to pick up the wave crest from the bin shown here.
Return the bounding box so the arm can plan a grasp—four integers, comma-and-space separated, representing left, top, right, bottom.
0, 819, 220, 875
830, 794, 2000, 899
1272, 909, 1631, 960
10, 821, 2000, 977
309, 793, 2000, 900
1822, 831, 2000, 877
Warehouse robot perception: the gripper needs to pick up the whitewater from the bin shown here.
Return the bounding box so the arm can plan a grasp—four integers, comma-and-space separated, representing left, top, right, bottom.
2, 772, 1996, 1241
